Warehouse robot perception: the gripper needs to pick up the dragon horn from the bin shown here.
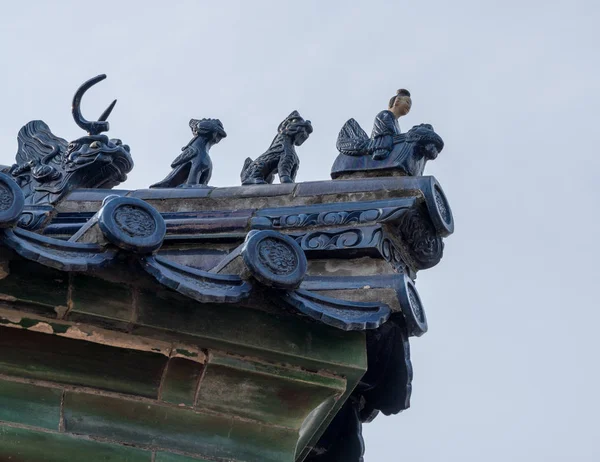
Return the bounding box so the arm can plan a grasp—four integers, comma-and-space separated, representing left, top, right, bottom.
98, 99, 117, 122
72, 74, 114, 135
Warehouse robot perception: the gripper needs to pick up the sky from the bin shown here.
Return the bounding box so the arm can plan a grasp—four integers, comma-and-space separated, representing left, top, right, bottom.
1, 1, 599, 460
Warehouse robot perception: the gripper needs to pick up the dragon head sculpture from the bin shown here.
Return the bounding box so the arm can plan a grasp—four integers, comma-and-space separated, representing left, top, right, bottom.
7, 75, 133, 206
404, 123, 445, 161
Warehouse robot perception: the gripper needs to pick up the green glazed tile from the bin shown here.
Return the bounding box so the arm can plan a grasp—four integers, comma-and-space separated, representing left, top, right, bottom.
70, 274, 134, 325
161, 357, 205, 406
155, 452, 211, 462
0, 425, 151, 461
197, 354, 345, 428
136, 289, 367, 374
64, 391, 298, 462
0, 260, 68, 309
0, 379, 62, 430
0, 326, 166, 398
209, 354, 348, 390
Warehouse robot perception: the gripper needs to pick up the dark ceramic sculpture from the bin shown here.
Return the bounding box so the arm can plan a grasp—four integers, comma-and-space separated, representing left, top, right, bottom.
2, 75, 133, 206
150, 118, 226, 188
240, 110, 312, 185
331, 89, 444, 179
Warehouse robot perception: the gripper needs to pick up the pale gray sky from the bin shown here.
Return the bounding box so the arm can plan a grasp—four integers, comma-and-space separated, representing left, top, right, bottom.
1, 1, 599, 460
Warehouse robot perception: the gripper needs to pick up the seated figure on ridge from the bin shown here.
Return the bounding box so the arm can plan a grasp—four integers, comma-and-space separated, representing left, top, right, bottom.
332, 89, 444, 178
371, 89, 412, 160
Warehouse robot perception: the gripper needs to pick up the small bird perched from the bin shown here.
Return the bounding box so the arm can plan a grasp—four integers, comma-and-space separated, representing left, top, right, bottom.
150, 118, 226, 188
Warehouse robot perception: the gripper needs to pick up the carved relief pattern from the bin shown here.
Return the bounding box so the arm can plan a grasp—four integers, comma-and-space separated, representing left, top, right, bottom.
0, 184, 14, 211
407, 285, 425, 324
114, 205, 156, 238
279, 210, 376, 228
434, 186, 451, 224
18, 212, 49, 230
396, 209, 443, 269
266, 205, 409, 230
300, 229, 363, 250
377, 231, 407, 274
258, 237, 298, 275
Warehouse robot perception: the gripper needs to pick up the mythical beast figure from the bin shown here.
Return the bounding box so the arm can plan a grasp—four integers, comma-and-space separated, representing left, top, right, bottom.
150, 118, 226, 188
241, 110, 313, 185
4, 74, 133, 206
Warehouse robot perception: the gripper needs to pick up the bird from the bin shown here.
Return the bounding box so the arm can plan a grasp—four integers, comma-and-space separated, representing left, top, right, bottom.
150, 118, 227, 188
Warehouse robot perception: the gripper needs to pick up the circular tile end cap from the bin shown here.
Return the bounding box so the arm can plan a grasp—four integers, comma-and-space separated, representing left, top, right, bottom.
242, 230, 307, 289
0, 173, 25, 227
423, 177, 454, 237
398, 275, 428, 337
98, 197, 166, 253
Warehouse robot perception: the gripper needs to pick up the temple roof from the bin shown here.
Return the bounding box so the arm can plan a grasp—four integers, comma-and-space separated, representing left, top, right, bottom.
0, 75, 453, 462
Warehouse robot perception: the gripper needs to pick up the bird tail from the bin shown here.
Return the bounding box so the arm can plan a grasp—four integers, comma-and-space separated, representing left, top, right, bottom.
150, 164, 188, 189
336, 118, 370, 156
241, 157, 253, 179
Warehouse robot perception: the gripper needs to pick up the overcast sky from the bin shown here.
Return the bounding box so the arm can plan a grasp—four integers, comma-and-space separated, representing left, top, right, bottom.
1, 1, 599, 460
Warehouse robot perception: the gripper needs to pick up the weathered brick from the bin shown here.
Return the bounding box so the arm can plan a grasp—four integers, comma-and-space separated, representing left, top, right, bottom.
0, 326, 167, 398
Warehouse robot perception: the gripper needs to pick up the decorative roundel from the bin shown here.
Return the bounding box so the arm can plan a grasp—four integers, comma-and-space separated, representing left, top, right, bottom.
102, 194, 122, 207
98, 197, 166, 253
0, 173, 25, 227
397, 274, 428, 337
242, 230, 307, 289
423, 177, 454, 237
434, 184, 452, 226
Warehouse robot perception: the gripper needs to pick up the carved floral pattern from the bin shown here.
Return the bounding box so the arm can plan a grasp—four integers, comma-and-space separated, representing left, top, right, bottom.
258, 237, 298, 276
114, 205, 156, 238
0, 184, 13, 211
434, 185, 451, 224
